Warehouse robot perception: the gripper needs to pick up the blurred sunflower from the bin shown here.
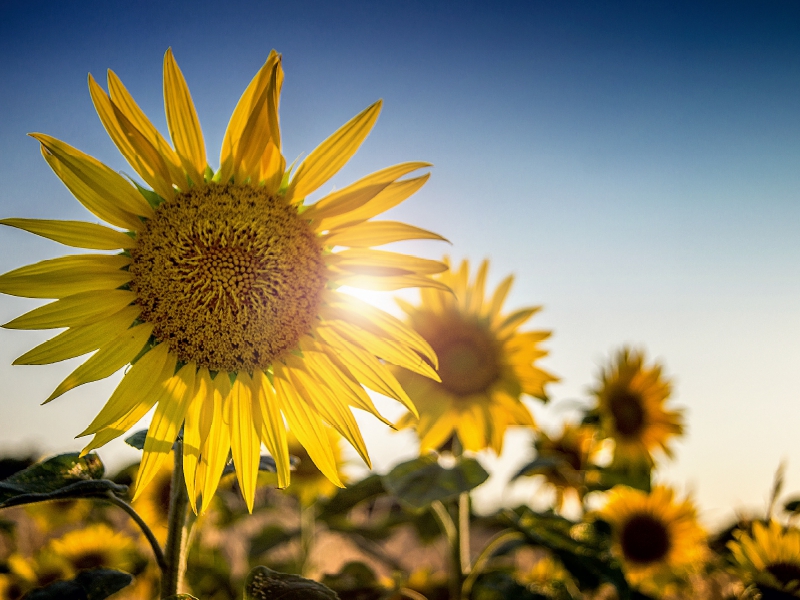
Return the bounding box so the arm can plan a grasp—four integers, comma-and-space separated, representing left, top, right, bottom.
729, 520, 800, 599
523, 423, 597, 510
0, 49, 445, 512
515, 554, 578, 599
395, 259, 557, 453
596, 485, 706, 592
44, 524, 140, 575
592, 348, 683, 467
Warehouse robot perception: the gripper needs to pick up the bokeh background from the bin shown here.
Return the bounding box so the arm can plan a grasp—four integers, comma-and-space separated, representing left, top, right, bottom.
1, 0, 799, 528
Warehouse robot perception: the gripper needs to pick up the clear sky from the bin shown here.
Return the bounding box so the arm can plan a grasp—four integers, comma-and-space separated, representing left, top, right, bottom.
1, 0, 800, 527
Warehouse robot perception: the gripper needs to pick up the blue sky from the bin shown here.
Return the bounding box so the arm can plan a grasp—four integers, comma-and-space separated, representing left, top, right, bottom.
1, 0, 800, 525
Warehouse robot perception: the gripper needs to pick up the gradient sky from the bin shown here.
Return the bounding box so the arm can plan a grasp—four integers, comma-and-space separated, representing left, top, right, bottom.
1, 0, 800, 527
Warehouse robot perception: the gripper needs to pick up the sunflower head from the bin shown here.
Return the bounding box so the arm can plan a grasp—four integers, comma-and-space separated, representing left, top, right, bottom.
0, 48, 446, 512
395, 258, 558, 454
44, 523, 140, 575
729, 520, 800, 599
528, 423, 597, 509
596, 485, 707, 593
593, 347, 684, 467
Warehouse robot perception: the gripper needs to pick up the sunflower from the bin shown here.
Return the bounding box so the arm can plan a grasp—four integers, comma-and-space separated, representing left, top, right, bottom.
515, 554, 577, 599
0, 49, 446, 512
728, 520, 800, 599
394, 258, 557, 454
593, 347, 683, 467
525, 423, 597, 510
596, 485, 706, 592
44, 524, 140, 575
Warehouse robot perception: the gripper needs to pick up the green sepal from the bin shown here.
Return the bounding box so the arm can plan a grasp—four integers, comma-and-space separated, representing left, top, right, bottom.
382, 454, 489, 510
20, 568, 132, 600
132, 180, 165, 209
244, 565, 339, 600
0, 453, 127, 509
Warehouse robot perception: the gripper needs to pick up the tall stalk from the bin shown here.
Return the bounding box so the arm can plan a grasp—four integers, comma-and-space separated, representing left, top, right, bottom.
162, 440, 191, 598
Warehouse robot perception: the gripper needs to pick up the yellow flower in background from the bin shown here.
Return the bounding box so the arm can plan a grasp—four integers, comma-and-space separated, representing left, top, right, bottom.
596, 485, 706, 593
0, 49, 446, 512
729, 520, 800, 598
395, 258, 557, 454
528, 423, 597, 510
593, 347, 683, 467
515, 554, 578, 598
44, 523, 140, 575
130, 458, 174, 544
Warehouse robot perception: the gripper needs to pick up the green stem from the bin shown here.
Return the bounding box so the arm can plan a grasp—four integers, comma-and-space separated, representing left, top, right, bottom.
104, 492, 167, 573
430, 500, 460, 600
163, 441, 190, 598
461, 531, 524, 598
299, 504, 316, 575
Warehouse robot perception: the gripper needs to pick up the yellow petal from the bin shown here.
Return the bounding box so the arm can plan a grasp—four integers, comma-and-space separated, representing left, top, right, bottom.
326, 319, 439, 381
328, 249, 447, 276
324, 292, 436, 365
282, 356, 371, 468
305, 162, 430, 224
32, 134, 151, 229
331, 273, 451, 293
183, 367, 211, 512
14, 305, 140, 365
218, 51, 281, 183
273, 363, 343, 487
324, 221, 447, 248
133, 363, 196, 500
198, 373, 232, 513
465, 260, 488, 314
0, 219, 135, 250
251, 369, 289, 488
0, 254, 131, 299
313, 327, 417, 417
285, 101, 382, 203
79, 351, 177, 453
78, 343, 172, 436
89, 74, 175, 200
46, 322, 154, 402
260, 141, 285, 197
4, 290, 134, 330
486, 274, 514, 321
228, 372, 260, 512
234, 58, 283, 182
495, 307, 541, 339
163, 48, 206, 184
316, 173, 430, 231
106, 70, 185, 188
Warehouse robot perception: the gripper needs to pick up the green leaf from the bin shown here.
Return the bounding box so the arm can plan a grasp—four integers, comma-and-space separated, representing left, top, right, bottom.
502, 507, 630, 598
244, 566, 339, 600
0, 453, 127, 509
21, 569, 133, 600
588, 464, 651, 493
382, 454, 489, 510
511, 456, 574, 480
249, 525, 296, 559
320, 562, 382, 598
317, 474, 386, 521
123, 430, 148, 450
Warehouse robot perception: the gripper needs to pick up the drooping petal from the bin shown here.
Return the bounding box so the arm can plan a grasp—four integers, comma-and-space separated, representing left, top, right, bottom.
327, 249, 447, 276
45, 322, 154, 402
133, 363, 197, 500
0, 254, 131, 299
183, 367, 211, 512
3, 290, 134, 330
89, 74, 175, 200
163, 48, 207, 184
251, 369, 289, 488
0, 219, 135, 250
284, 101, 382, 203
198, 373, 232, 513
324, 221, 447, 248
13, 305, 140, 365
228, 371, 261, 512
78, 343, 172, 436
31, 134, 151, 228
273, 363, 343, 487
